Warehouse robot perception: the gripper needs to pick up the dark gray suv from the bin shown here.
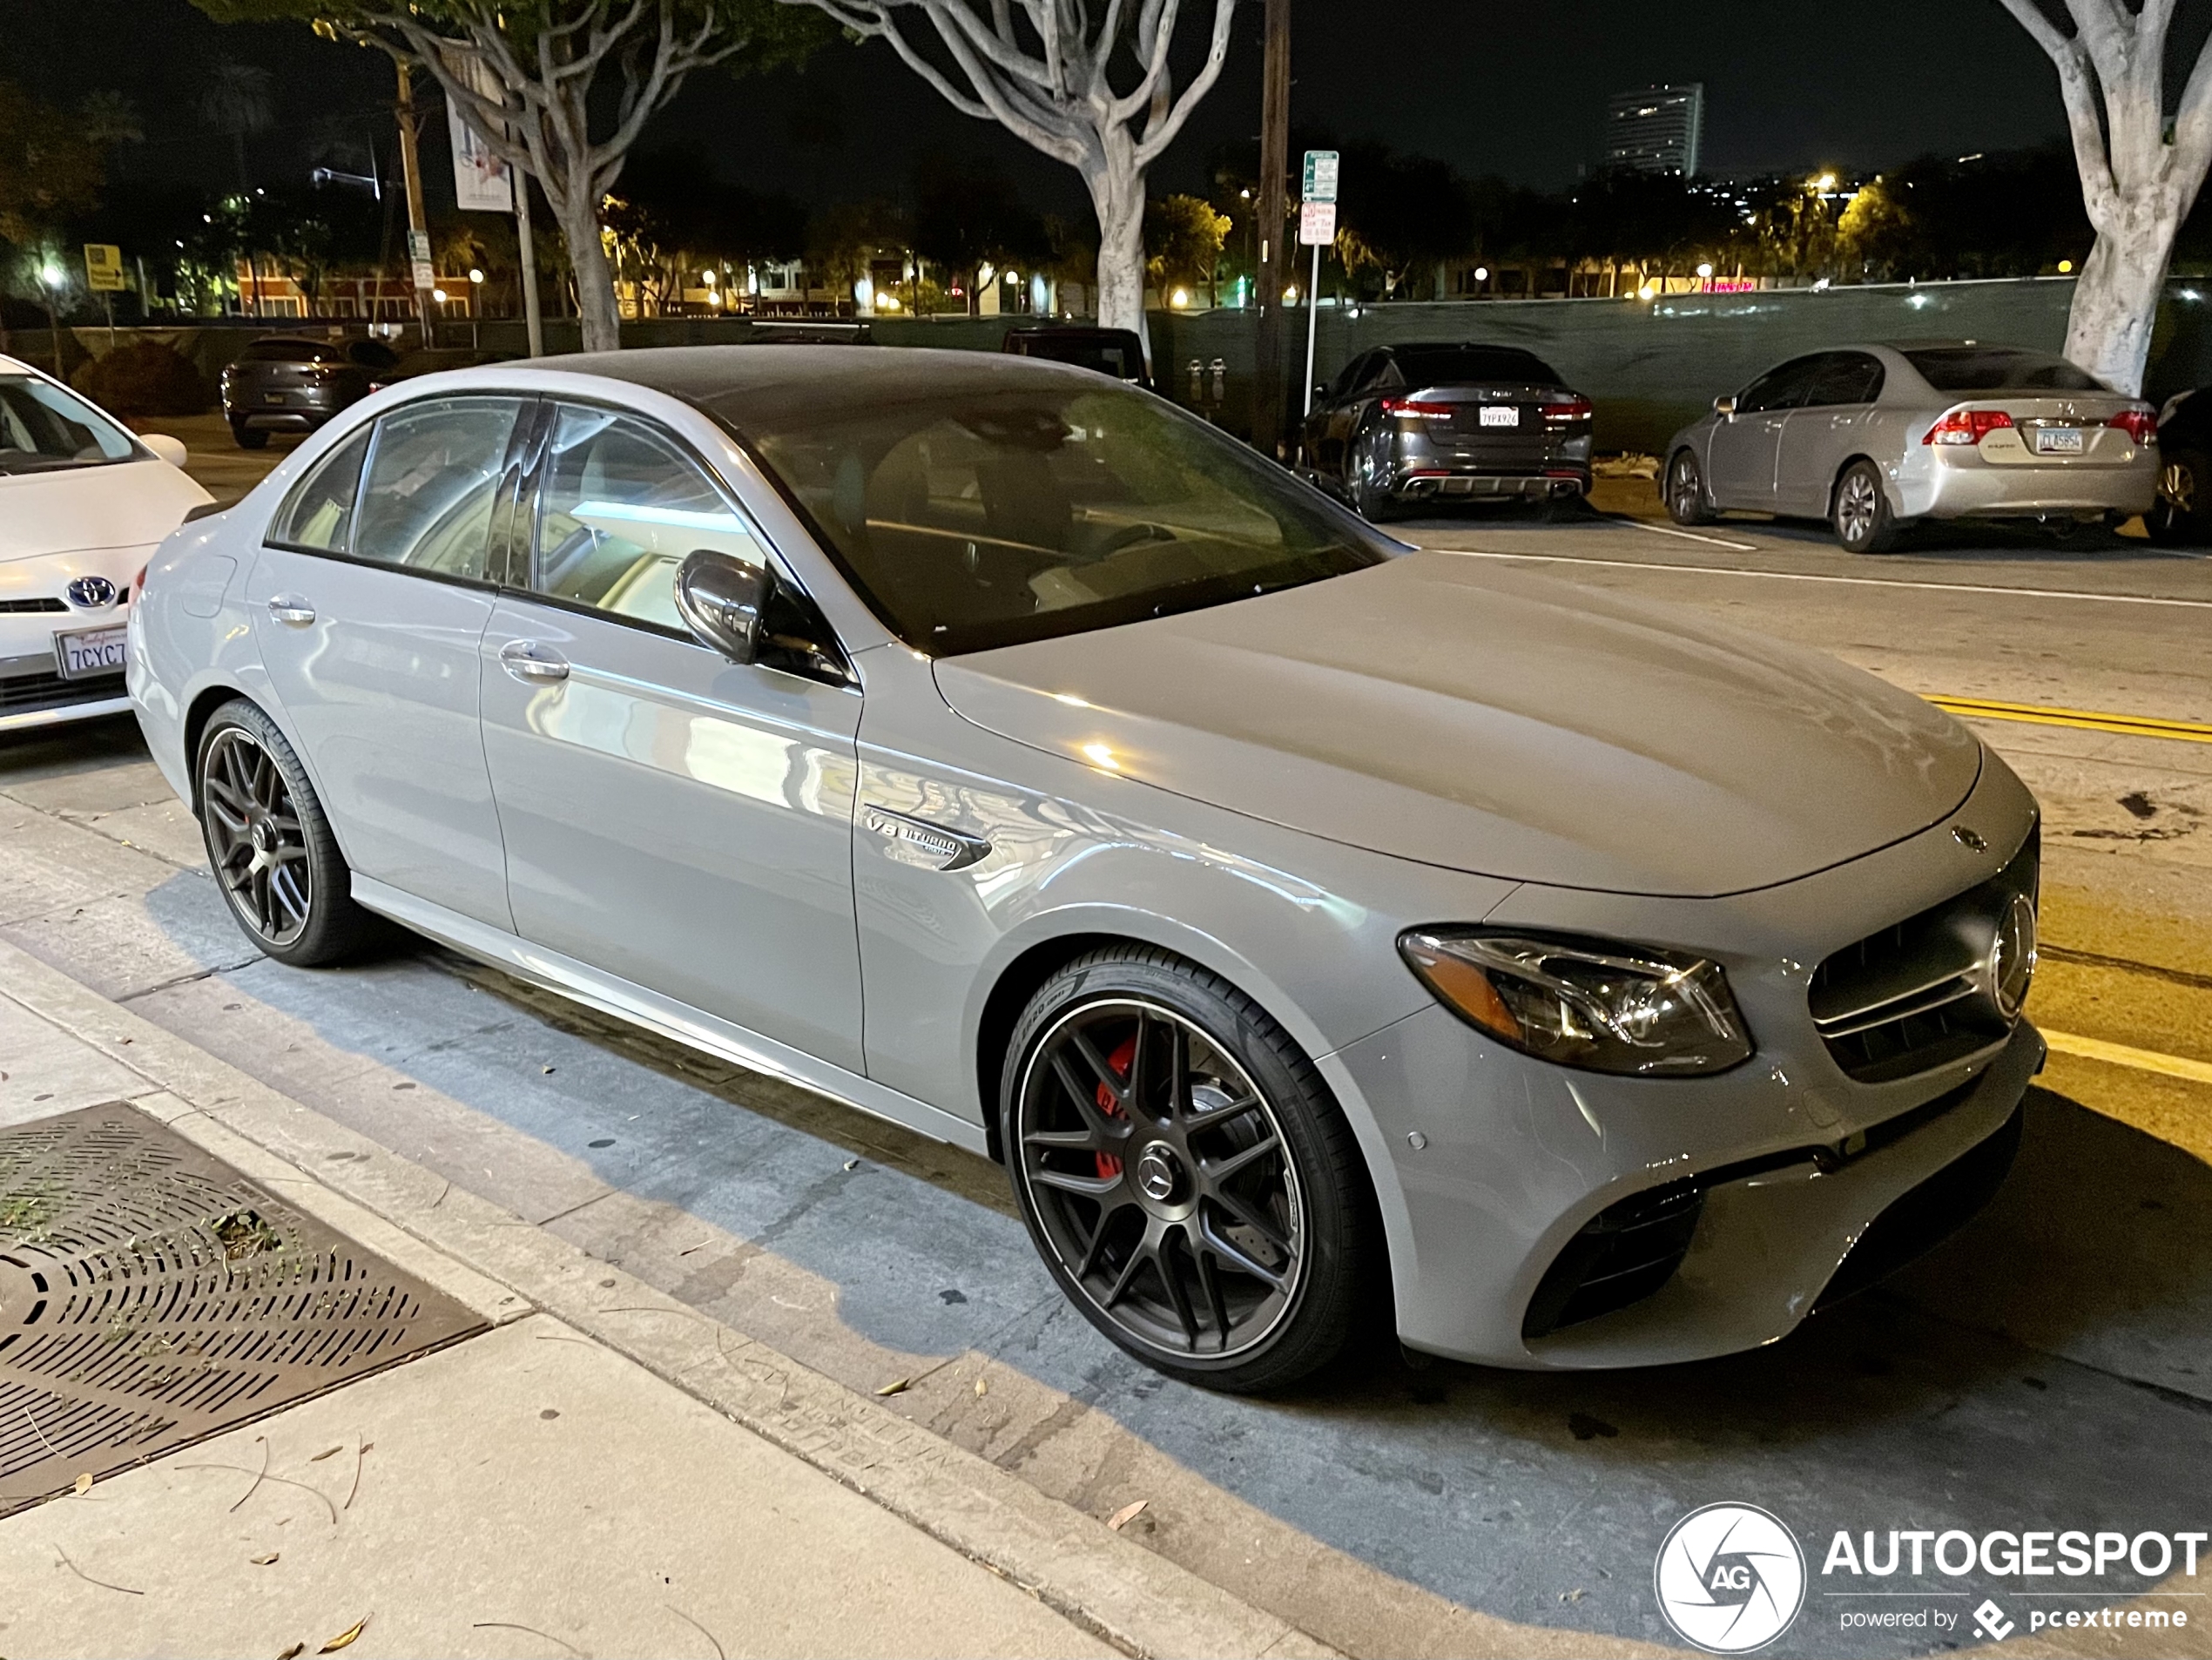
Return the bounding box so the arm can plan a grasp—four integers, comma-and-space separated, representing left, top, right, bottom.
1301, 341, 1594, 518
219, 335, 401, 449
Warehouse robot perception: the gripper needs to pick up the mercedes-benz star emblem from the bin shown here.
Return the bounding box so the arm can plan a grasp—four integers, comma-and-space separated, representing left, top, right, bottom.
1979, 891, 2039, 1022
1135, 1147, 1178, 1203
64, 575, 118, 610
1952, 825, 1988, 854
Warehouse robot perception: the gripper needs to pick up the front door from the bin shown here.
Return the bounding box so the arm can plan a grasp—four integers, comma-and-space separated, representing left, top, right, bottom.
246, 395, 523, 927
478, 400, 866, 1070
1706, 357, 1820, 509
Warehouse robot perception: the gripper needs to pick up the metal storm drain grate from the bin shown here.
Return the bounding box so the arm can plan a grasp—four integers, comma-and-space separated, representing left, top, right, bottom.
0, 1103, 484, 1515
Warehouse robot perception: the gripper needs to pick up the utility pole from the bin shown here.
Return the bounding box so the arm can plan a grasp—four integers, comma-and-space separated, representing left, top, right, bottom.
516, 177, 544, 356
395, 60, 435, 348
1251, 0, 1291, 461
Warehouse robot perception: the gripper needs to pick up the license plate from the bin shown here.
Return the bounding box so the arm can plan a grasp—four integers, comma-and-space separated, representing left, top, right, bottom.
1479, 405, 1519, 428
55, 624, 127, 679
2035, 428, 2084, 454
263, 390, 287, 405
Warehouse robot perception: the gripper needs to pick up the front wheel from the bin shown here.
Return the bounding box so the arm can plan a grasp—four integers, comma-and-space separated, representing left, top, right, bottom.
2146, 447, 2210, 545
1349, 425, 1399, 522
1001, 948, 1380, 1393
196, 699, 374, 966
1665, 449, 1713, 525
1832, 460, 1901, 553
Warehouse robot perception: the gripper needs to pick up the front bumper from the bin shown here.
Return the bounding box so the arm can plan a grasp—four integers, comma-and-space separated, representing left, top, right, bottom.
0, 549, 144, 732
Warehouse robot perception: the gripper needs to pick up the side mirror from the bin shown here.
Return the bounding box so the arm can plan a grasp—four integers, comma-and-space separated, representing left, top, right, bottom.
142, 432, 189, 468
1711, 395, 1737, 417
676, 550, 768, 665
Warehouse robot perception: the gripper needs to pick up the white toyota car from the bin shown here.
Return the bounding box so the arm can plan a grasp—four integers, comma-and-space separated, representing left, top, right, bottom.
0, 354, 210, 732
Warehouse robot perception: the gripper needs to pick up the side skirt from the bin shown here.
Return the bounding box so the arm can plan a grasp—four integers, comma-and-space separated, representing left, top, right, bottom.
351, 875, 991, 1157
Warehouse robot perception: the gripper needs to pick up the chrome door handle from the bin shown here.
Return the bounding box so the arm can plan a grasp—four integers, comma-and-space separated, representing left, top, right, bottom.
498, 640, 570, 684
266, 594, 315, 627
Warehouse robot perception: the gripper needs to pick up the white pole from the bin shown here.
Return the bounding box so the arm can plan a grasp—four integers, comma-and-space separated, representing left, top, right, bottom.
516, 175, 544, 358
1301, 238, 1322, 417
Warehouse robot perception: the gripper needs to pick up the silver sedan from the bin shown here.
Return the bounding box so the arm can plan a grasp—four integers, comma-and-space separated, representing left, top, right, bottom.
131, 348, 2042, 1391
1664, 341, 2158, 551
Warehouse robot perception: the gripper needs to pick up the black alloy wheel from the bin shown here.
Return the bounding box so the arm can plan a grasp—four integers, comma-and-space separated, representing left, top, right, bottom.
2147, 446, 2210, 545
196, 699, 373, 966
1349, 422, 1399, 522
1831, 458, 1901, 554
1665, 449, 1713, 525
228, 416, 269, 450
1002, 949, 1378, 1392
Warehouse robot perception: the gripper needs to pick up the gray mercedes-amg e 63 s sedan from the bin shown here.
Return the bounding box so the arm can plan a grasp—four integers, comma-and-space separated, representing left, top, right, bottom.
132, 346, 2041, 1391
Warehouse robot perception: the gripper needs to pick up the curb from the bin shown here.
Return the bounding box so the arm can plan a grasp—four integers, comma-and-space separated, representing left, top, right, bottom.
0, 935, 1339, 1660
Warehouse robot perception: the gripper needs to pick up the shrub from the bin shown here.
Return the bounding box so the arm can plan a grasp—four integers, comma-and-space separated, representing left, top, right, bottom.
71, 340, 210, 417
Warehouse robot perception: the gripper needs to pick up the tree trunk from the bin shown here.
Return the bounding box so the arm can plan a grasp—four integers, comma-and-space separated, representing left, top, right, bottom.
1086, 152, 1149, 341
2067, 199, 2180, 395
553, 189, 621, 354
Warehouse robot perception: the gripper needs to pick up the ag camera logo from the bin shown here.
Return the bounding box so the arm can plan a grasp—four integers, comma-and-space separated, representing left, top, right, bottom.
1656, 1503, 1807, 1653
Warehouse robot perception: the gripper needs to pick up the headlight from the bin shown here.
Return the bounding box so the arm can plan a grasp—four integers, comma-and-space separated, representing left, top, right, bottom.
1399, 929, 1753, 1076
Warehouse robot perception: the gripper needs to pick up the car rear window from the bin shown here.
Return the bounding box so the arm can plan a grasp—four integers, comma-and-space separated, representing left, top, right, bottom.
1903, 347, 2103, 393
1012, 335, 1143, 381
1393, 347, 1563, 388
240, 340, 339, 363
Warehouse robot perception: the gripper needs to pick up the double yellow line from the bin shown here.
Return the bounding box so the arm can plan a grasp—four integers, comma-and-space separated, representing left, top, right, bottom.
1929, 695, 2212, 746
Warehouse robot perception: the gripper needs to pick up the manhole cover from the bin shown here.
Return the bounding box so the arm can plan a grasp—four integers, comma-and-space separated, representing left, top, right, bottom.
0, 1103, 484, 1515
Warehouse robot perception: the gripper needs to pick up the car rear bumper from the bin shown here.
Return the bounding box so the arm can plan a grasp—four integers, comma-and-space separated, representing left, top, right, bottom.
1396, 469, 1591, 500
1901, 450, 2159, 519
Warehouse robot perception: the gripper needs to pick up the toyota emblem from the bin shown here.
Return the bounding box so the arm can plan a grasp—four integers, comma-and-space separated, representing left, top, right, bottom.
64, 575, 118, 610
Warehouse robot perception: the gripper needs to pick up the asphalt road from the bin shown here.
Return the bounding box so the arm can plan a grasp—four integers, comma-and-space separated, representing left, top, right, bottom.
15, 431, 2203, 1657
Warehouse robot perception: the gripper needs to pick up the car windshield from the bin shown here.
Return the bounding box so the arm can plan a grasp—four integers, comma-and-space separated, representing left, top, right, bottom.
1394, 346, 1562, 386
727, 369, 1393, 655
1903, 347, 2105, 393
0, 374, 139, 476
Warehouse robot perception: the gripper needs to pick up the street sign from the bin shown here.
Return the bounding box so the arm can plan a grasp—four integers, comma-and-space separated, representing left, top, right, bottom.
83, 245, 125, 293
1301, 149, 1339, 204
1298, 201, 1337, 246
408, 229, 435, 291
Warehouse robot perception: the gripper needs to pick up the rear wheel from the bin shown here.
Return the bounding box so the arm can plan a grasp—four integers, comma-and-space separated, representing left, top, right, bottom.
1349, 423, 1399, 522
1832, 460, 1900, 553
2147, 446, 2210, 545
1665, 449, 1713, 525
1001, 948, 1379, 1393
196, 699, 374, 966
229, 417, 268, 450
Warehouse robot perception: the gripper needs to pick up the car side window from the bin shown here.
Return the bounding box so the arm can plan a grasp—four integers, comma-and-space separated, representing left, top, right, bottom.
351, 397, 523, 581
1359, 354, 1403, 395
1738, 357, 1820, 414
531, 403, 765, 630
1824, 352, 1885, 405
1326, 353, 1372, 403
267, 425, 372, 553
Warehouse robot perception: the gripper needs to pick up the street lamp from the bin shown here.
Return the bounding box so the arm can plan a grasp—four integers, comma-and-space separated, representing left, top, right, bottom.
1696, 262, 1715, 280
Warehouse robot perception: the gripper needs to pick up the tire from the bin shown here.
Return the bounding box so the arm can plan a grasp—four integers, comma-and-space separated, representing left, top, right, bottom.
1348, 423, 1399, 522
1000, 947, 1381, 1393
195, 699, 374, 967
1831, 459, 1900, 553
2146, 446, 2210, 546
1665, 449, 1713, 525
230, 418, 269, 450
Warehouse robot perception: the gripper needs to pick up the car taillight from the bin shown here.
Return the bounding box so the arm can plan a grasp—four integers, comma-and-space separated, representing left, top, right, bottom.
1923, 408, 2015, 445
133, 563, 149, 597
2112, 408, 2157, 444
1541, 396, 1594, 422
1381, 397, 1455, 416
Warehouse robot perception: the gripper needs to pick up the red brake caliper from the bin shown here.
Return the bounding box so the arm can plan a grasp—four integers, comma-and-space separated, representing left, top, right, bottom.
1095, 1033, 1135, 1181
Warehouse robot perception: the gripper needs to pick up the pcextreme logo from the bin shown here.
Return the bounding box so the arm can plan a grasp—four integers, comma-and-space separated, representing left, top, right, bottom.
1654, 1503, 1808, 1653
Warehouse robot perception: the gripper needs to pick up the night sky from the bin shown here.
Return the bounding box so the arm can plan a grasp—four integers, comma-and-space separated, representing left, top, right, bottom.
4, 0, 2182, 218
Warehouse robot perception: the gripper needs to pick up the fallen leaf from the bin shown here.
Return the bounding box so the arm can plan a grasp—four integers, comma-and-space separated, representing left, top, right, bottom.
1559, 1588, 1586, 1604
319, 1616, 368, 1652
541, 1065, 556, 1075
974, 1377, 988, 1397
1106, 1498, 1148, 1531
843, 1158, 860, 1171
874, 1377, 910, 1397
73, 1473, 93, 1495
278, 1644, 306, 1660
309, 1446, 342, 1462
252, 1552, 280, 1566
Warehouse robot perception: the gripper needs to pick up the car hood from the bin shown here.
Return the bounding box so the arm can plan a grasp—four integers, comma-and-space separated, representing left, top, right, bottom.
0, 460, 211, 563
932, 551, 1981, 897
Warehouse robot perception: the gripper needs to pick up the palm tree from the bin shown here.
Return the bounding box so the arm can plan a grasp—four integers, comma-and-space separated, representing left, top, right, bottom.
199, 60, 274, 315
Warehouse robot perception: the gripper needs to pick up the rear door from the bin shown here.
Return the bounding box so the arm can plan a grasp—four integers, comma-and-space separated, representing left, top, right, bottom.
478, 399, 867, 1070
1708, 357, 1819, 508
1776, 352, 1886, 515
246, 395, 524, 927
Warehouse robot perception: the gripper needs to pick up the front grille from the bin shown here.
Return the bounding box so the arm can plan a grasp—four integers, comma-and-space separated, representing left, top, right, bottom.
1522, 1178, 1705, 1339
0, 597, 67, 614
0, 667, 125, 717
1809, 827, 2039, 1083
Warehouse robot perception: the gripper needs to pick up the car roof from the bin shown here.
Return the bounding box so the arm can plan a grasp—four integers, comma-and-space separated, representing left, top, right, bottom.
554, 343, 1119, 404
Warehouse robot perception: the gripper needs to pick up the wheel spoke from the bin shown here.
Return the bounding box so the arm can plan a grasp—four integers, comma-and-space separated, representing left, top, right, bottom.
1049, 1051, 1124, 1143
1102, 1236, 1150, 1308
1030, 1164, 1124, 1198
1198, 1212, 1290, 1291
1156, 1230, 1200, 1347
1023, 1125, 1108, 1152
1066, 1028, 1130, 1110
1073, 1204, 1132, 1280
270, 863, 310, 925
1199, 1132, 1282, 1188
1161, 1019, 1192, 1122
1205, 1186, 1292, 1256
1196, 1244, 1233, 1341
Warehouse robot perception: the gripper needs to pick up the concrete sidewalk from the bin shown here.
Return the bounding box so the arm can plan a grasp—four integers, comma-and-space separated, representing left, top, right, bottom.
0, 941, 1333, 1660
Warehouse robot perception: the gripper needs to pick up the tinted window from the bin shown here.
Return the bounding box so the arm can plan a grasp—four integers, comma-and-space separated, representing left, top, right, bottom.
240, 339, 339, 364
0, 375, 138, 475
737, 375, 1393, 655
1801, 352, 1886, 408
1393, 346, 1563, 387
533, 404, 762, 629
1737, 356, 1824, 413
1903, 347, 2102, 393
1019, 337, 1140, 381
268, 426, 371, 552
352, 397, 522, 581
346, 340, 401, 370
